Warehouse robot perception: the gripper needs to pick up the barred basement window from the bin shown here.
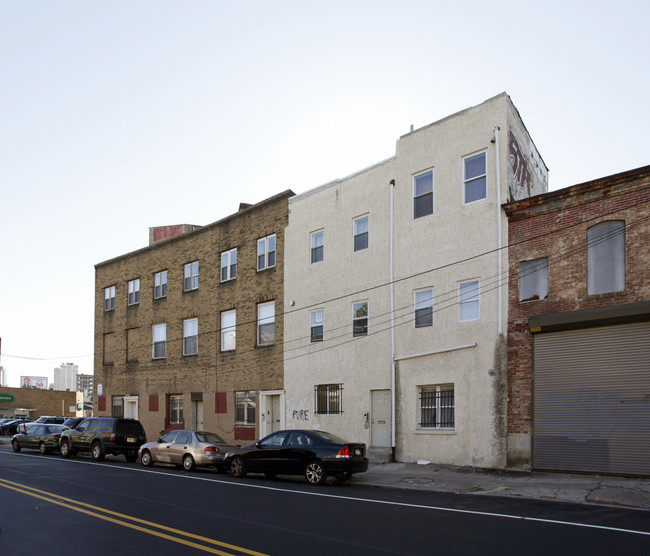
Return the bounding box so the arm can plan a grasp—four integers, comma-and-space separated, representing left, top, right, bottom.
315, 383, 343, 415
419, 385, 454, 429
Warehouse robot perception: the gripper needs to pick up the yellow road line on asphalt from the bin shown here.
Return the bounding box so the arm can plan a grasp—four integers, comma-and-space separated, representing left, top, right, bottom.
0, 477, 267, 556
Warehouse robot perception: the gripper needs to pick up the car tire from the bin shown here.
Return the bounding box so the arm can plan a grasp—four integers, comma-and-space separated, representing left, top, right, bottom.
230, 456, 247, 478
124, 453, 138, 463
305, 460, 327, 485
60, 440, 72, 458
182, 454, 196, 472
141, 450, 153, 467
11, 439, 21, 452
91, 441, 106, 461
39, 442, 49, 455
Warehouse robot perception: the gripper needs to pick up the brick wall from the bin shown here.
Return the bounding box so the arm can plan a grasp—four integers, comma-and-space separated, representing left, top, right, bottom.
0, 386, 78, 419
505, 167, 650, 436
94, 191, 292, 442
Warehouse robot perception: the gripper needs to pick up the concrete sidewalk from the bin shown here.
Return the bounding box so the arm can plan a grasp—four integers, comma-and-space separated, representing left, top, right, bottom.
354, 462, 650, 511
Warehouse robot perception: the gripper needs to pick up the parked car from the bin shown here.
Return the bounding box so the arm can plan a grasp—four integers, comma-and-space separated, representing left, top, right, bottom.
17, 416, 66, 433
59, 417, 147, 462
11, 424, 70, 454
62, 417, 84, 430
1, 418, 32, 436
139, 430, 239, 472
224, 429, 369, 485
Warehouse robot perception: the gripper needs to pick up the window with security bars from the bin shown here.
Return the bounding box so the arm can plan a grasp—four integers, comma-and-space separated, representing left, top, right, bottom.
315, 384, 343, 415
419, 386, 454, 429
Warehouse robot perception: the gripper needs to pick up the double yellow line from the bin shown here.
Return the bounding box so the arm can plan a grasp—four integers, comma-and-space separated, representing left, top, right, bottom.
0, 477, 267, 555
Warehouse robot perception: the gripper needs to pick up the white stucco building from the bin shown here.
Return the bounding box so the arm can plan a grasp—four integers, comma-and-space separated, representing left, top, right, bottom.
283, 93, 547, 467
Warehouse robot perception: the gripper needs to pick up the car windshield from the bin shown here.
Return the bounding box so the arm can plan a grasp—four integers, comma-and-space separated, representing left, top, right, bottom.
195, 432, 226, 444
311, 431, 349, 444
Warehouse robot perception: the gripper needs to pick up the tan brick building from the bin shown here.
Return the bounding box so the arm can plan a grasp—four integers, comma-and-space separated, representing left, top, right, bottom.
0, 386, 79, 420
94, 191, 293, 443
504, 166, 650, 476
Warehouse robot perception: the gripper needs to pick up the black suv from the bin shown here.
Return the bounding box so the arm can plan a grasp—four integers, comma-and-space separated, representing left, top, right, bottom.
59, 417, 147, 462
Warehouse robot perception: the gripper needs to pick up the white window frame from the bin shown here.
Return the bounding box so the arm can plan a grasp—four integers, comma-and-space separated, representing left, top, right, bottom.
235, 391, 256, 425
154, 270, 167, 299
353, 301, 368, 337
257, 302, 275, 346
104, 286, 115, 312
184, 261, 199, 291
127, 279, 140, 306
221, 248, 237, 282
310, 309, 324, 343
414, 288, 434, 328
183, 318, 198, 356
353, 215, 369, 251
463, 151, 487, 204
221, 310, 236, 351
587, 220, 625, 295
310, 230, 324, 263
419, 385, 455, 430
458, 280, 480, 322
413, 169, 434, 219
257, 234, 276, 271
152, 323, 166, 359
170, 395, 183, 425
519, 258, 549, 302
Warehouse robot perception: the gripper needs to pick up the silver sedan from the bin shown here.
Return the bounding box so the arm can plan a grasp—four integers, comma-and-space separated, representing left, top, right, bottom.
138, 430, 238, 472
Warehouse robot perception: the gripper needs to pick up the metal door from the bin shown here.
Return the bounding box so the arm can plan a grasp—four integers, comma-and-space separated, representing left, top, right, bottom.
371, 390, 391, 447
191, 400, 204, 430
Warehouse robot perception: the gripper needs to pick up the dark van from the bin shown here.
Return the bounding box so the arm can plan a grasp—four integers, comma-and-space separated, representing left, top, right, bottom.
59, 417, 147, 462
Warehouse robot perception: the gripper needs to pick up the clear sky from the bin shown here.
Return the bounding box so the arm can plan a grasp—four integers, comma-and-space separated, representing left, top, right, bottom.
1, 0, 648, 387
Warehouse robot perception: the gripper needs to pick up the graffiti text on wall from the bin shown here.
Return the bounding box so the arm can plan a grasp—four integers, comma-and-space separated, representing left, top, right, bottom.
292, 409, 310, 421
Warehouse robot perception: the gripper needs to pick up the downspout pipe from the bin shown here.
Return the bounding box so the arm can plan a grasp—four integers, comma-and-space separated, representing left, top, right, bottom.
389, 179, 396, 461
494, 127, 503, 336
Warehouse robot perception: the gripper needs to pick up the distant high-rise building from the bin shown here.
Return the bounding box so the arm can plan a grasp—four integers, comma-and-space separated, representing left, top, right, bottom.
54, 362, 78, 391
77, 373, 94, 397
0, 366, 6, 387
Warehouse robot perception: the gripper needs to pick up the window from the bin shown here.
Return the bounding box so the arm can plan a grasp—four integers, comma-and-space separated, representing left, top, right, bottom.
310, 310, 324, 342
127, 279, 140, 306
152, 324, 166, 359
310, 230, 324, 263
184, 261, 199, 291
235, 391, 256, 424
459, 280, 480, 321
353, 301, 368, 336
354, 215, 369, 251
112, 396, 123, 418
104, 286, 115, 311
315, 384, 342, 415
413, 170, 434, 218
221, 310, 236, 351
183, 318, 198, 355
154, 271, 167, 299
257, 234, 276, 271
588, 221, 625, 295
419, 385, 454, 429
519, 258, 548, 302
221, 248, 237, 282
463, 152, 487, 203
170, 395, 183, 424
257, 302, 275, 345
414, 289, 433, 328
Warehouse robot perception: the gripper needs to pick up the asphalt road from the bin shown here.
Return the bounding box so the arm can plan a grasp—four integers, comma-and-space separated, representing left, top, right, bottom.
1, 447, 649, 555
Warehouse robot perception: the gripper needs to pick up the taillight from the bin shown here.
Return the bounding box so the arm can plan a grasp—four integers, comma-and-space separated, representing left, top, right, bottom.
110, 434, 116, 441
336, 445, 350, 457
204, 446, 220, 453
52, 435, 61, 440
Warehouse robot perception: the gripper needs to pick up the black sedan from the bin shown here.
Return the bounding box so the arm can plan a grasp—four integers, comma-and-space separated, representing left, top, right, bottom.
11, 424, 70, 454
224, 429, 368, 485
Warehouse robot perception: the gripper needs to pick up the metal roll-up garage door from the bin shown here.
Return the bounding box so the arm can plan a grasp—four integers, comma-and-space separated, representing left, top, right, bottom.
533, 321, 650, 476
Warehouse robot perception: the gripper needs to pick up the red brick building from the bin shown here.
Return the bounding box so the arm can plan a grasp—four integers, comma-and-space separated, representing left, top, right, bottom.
504, 166, 650, 476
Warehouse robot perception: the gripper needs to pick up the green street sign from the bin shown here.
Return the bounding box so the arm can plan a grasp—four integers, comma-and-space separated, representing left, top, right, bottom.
0, 393, 15, 402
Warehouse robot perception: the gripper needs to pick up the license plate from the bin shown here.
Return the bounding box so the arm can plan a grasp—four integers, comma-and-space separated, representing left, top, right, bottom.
126, 437, 135, 443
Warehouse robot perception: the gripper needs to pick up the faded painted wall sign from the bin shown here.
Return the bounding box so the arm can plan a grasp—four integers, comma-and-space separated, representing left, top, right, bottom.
508, 129, 533, 198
